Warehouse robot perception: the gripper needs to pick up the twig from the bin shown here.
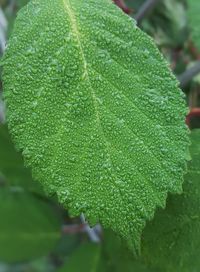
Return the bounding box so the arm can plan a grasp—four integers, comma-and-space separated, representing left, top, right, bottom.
178, 61, 200, 89
62, 224, 86, 234
113, 0, 133, 14
80, 214, 101, 243
186, 108, 200, 128
135, 0, 161, 26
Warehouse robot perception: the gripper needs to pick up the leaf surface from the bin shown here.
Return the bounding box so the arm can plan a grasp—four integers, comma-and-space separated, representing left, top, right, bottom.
2, 0, 189, 250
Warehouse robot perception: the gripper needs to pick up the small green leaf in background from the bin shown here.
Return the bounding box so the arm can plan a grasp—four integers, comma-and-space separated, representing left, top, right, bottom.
2, 0, 189, 251
0, 124, 62, 263
0, 188, 61, 263
0, 124, 42, 193
187, 0, 200, 50
58, 243, 101, 272
139, 129, 200, 271
99, 230, 157, 272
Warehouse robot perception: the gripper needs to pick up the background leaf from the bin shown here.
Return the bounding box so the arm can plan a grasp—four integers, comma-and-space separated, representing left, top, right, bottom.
0, 124, 42, 193
99, 230, 157, 272
0, 188, 61, 263
187, 0, 200, 50
0, 125, 63, 263
139, 129, 200, 271
58, 243, 100, 272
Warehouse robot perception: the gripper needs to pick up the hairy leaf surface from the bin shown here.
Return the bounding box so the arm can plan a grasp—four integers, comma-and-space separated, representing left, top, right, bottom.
140, 129, 200, 271
2, 0, 189, 250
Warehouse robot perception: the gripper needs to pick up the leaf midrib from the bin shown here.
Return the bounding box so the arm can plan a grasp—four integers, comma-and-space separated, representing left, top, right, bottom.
62, 0, 100, 123
62, 0, 136, 237
62, 1, 119, 178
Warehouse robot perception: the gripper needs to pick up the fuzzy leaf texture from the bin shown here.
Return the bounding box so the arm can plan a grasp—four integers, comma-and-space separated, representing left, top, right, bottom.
188, 0, 200, 49
140, 129, 200, 271
2, 0, 189, 251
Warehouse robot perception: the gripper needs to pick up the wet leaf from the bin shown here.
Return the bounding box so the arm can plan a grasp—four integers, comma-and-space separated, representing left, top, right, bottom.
2, 0, 189, 251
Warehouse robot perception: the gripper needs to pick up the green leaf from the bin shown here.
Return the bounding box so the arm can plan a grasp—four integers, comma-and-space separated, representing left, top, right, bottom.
58, 243, 101, 272
187, 0, 200, 49
0, 124, 42, 193
2, 0, 189, 250
99, 230, 156, 272
0, 188, 61, 263
140, 129, 200, 271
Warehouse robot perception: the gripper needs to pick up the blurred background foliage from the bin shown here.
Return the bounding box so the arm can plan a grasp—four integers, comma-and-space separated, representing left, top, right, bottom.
0, 0, 200, 271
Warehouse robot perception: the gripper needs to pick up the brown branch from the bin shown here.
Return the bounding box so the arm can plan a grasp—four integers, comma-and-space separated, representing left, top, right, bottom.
186, 108, 200, 128
62, 224, 85, 234
113, 0, 133, 14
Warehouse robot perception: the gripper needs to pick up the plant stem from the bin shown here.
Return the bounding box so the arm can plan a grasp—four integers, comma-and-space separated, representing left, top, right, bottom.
186, 108, 200, 128
178, 61, 200, 88
113, 0, 132, 14
135, 0, 161, 26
